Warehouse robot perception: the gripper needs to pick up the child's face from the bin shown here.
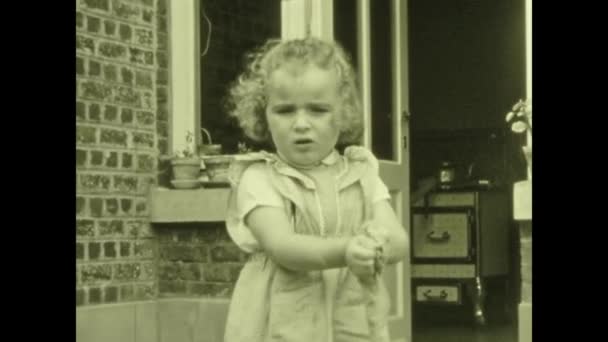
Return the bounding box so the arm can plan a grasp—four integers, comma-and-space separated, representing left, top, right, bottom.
265, 62, 341, 167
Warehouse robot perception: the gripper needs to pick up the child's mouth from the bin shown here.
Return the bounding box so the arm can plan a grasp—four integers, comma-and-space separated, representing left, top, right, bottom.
294, 138, 313, 145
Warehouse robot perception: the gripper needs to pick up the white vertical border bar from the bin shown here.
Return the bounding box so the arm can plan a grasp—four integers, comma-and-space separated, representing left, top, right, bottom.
526, 0, 532, 149
169, 0, 198, 154
358, 0, 372, 149
310, 0, 334, 40
282, 0, 307, 39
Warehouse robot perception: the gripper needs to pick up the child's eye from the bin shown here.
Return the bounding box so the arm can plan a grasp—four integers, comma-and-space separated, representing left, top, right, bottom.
272, 106, 295, 115
309, 105, 331, 114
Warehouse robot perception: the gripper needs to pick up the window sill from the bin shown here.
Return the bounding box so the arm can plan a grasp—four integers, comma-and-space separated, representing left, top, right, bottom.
149, 187, 230, 223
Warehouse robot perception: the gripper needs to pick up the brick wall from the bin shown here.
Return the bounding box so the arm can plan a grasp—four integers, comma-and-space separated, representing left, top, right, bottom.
155, 223, 247, 298
76, 0, 168, 306
520, 221, 532, 303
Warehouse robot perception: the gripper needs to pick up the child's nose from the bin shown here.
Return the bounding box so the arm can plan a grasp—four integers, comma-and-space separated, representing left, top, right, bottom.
292, 111, 311, 130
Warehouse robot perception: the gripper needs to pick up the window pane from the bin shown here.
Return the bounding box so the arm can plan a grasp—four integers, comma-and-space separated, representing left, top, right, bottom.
200, 0, 281, 153
370, 0, 395, 161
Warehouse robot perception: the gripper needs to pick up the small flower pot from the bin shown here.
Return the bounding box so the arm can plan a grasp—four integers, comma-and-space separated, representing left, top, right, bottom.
171, 157, 202, 181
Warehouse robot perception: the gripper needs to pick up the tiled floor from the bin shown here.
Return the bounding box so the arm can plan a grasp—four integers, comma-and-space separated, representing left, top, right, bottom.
413, 322, 517, 342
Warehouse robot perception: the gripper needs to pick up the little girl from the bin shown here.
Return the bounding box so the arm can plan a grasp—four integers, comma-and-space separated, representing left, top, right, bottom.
223, 37, 408, 342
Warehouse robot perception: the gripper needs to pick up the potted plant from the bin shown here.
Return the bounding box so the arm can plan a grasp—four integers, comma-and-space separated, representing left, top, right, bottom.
169, 131, 202, 188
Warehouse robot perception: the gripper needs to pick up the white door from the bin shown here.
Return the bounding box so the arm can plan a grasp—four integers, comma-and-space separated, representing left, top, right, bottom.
358, 1, 411, 341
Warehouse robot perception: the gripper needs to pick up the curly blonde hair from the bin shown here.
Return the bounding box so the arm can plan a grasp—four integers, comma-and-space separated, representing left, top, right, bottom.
226, 37, 363, 147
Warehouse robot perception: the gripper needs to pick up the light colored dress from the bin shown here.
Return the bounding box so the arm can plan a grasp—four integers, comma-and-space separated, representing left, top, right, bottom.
224, 146, 391, 342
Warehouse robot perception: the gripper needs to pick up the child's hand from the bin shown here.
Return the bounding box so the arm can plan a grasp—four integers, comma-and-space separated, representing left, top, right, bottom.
361, 220, 389, 247
345, 234, 380, 278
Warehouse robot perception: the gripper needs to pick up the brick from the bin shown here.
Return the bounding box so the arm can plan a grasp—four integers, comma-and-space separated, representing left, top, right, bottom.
77, 101, 86, 120
157, 0, 166, 15
122, 153, 133, 168
76, 149, 87, 167
156, 121, 168, 138
76, 243, 85, 259
132, 132, 154, 148
89, 242, 101, 259
104, 105, 118, 121
120, 241, 131, 257
134, 240, 155, 258
104, 242, 116, 258
120, 198, 132, 214
103, 64, 117, 82
135, 200, 146, 215
135, 28, 153, 46
76, 197, 86, 215
118, 25, 131, 44
159, 281, 186, 294
197, 228, 219, 244
162, 246, 195, 262
121, 284, 134, 301
89, 287, 101, 304
104, 19, 116, 36
76, 12, 84, 29
90, 198, 103, 217
114, 175, 138, 193
88, 60, 101, 77
137, 154, 155, 171
121, 108, 134, 124
82, 264, 112, 282
135, 71, 153, 89
141, 92, 154, 110
80, 174, 111, 191
88, 103, 101, 120
129, 48, 150, 65
156, 68, 168, 86
90, 151, 103, 166
98, 220, 124, 236
135, 283, 157, 300
141, 262, 156, 280
82, 0, 110, 12
77, 126, 96, 144
126, 220, 152, 238
203, 264, 238, 283
210, 245, 242, 263
77, 289, 86, 306
76, 35, 95, 54
159, 262, 178, 280
115, 86, 141, 106
87, 16, 101, 33
157, 51, 168, 68
76, 57, 85, 75
157, 33, 167, 51
181, 263, 202, 281
156, 102, 168, 120
81, 81, 113, 101
112, 0, 141, 20
77, 219, 95, 236
105, 286, 118, 302
105, 152, 118, 168
114, 263, 141, 281
157, 15, 167, 32
105, 198, 119, 215
100, 129, 128, 146
136, 111, 154, 125
98, 42, 127, 59
142, 9, 153, 23
158, 138, 168, 155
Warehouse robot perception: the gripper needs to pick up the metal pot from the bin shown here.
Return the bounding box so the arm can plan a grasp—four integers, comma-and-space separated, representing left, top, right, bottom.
438, 161, 456, 184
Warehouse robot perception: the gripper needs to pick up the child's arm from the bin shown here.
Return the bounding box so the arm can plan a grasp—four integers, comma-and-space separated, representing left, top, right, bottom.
369, 199, 409, 265
246, 206, 377, 272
